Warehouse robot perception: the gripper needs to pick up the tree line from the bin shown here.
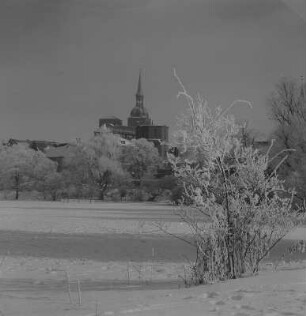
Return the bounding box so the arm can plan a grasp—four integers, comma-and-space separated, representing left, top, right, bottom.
0, 130, 178, 201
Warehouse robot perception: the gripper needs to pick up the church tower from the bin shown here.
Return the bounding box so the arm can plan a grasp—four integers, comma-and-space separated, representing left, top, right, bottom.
128, 71, 152, 128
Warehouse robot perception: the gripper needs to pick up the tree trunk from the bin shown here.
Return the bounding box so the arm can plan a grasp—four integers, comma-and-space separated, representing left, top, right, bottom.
97, 172, 110, 201
15, 172, 20, 200
99, 190, 105, 200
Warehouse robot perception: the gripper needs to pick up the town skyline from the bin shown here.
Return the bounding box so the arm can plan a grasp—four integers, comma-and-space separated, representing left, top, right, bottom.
0, 0, 305, 142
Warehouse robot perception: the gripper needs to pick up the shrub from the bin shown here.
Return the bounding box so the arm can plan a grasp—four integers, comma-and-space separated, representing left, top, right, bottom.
170, 71, 304, 284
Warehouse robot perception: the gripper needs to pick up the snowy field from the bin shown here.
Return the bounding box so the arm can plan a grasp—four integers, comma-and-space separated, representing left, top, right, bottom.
0, 200, 305, 316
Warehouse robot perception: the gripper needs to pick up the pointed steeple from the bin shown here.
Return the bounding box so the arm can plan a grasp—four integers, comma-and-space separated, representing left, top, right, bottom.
135, 70, 144, 108
136, 70, 143, 97
128, 70, 152, 127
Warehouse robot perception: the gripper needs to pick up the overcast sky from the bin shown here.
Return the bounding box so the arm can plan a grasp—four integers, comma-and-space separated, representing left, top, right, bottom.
0, 0, 305, 142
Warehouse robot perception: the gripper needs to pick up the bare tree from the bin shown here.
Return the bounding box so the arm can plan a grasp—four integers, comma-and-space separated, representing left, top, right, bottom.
269, 77, 305, 126
268, 77, 306, 208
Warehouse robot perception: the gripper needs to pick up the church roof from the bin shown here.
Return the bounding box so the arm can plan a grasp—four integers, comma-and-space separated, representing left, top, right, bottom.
130, 105, 149, 118
99, 115, 121, 120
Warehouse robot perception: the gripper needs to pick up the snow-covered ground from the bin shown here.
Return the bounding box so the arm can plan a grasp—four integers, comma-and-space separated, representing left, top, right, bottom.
0, 201, 305, 316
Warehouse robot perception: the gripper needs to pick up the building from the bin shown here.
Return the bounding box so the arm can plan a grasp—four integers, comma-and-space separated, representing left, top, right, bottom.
94, 124, 135, 140
136, 125, 169, 142
95, 71, 169, 157
99, 116, 122, 128
127, 72, 153, 128
136, 125, 169, 157
95, 116, 135, 140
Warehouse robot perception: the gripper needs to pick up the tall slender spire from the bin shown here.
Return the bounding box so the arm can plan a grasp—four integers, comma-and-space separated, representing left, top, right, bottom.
135, 70, 144, 108
136, 70, 143, 97
128, 70, 152, 127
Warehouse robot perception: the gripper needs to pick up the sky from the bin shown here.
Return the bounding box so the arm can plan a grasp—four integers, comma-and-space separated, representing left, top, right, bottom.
0, 0, 305, 143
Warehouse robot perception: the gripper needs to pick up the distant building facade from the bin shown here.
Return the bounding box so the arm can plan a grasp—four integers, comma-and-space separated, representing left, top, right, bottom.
99, 116, 123, 128
96, 116, 136, 140
136, 125, 169, 142
95, 71, 169, 157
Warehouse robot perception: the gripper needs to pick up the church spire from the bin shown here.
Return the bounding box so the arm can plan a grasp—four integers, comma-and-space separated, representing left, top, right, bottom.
136, 70, 143, 97
135, 70, 144, 108
128, 70, 152, 127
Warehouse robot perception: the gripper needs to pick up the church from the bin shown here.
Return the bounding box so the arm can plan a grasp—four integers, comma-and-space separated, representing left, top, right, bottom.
94, 72, 169, 157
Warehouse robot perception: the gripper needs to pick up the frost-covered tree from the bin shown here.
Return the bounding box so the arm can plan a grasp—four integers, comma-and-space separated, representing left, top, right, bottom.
120, 138, 161, 185
62, 132, 126, 200
169, 71, 304, 284
0, 144, 58, 199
